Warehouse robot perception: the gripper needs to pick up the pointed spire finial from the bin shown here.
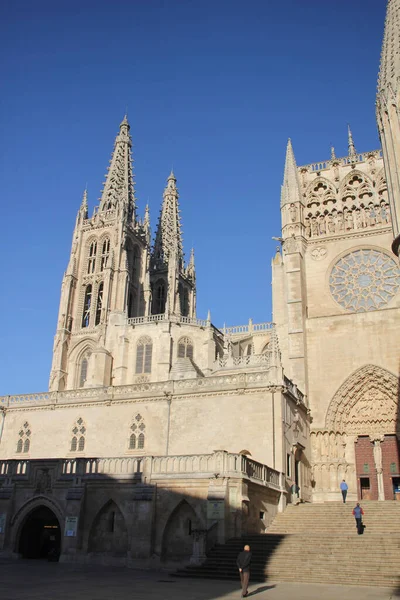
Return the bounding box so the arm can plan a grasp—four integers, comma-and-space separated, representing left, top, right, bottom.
120, 114, 129, 128
330, 145, 336, 160
168, 169, 176, 181
281, 138, 302, 207
99, 117, 136, 221
348, 124, 357, 158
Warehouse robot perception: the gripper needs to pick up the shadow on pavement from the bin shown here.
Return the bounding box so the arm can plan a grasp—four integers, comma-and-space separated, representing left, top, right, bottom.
247, 584, 276, 596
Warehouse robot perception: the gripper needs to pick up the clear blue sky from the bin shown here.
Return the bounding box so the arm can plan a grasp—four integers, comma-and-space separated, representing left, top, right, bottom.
0, 0, 386, 394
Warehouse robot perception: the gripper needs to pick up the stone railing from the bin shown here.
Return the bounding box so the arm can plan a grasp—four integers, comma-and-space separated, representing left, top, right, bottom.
223, 320, 273, 336
214, 353, 270, 370
283, 375, 306, 404
127, 314, 210, 328
0, 371, 278, 408
0, 452, 282, 490
300, 149, 382, 173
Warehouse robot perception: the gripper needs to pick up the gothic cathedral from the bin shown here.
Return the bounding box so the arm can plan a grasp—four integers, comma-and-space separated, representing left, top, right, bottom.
0, 0, 399, 567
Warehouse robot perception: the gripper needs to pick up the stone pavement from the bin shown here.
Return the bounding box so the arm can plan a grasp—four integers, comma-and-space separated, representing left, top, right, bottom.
0, 560, 398, 600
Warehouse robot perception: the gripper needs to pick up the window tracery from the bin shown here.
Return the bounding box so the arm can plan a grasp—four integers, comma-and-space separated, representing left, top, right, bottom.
78, 350, 92, 388
70, 417, 86, 452
16, 422, 31, 454
152, 280, 166, 314
304, 172, 391, 238
95, 283, 103, 326
87, 241, 97, 274
329, 249, 400, 312
135, 336, 152, 374
100, 239, 110, 271
129, 414, 146, 450
82, 285, 92, 328
177, 336, 194, 359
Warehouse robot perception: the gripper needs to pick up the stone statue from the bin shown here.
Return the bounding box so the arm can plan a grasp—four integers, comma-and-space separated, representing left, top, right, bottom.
345, 209, 354, 230
360, 206, 367, 227
380, 202, 389, 223
354, 209, 362, 229
311, 217, 319, 237
367, 204, 377, 226
327, 214, 335, 233
289, 203, 297, 222
336, 212, 344, 232
305, 218, 311, 237
319, 215, 326, 234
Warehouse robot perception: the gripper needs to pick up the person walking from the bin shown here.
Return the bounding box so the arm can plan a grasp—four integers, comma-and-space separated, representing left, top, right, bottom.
352, 502, 364, 534
340, 479, 348, 503
236, 544, 252, 598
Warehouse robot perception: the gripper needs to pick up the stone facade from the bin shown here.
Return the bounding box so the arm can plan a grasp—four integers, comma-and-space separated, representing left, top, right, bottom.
0, 0, 400, 567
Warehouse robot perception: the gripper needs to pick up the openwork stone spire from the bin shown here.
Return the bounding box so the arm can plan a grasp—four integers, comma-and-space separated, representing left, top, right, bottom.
80, 188, 88, 219
99, 116, 136, 222
347, 125, 357, 158
280, 139, 302, 207
376, 0, 400, 249
378, 0, 400, 95
152, 171, 184, 266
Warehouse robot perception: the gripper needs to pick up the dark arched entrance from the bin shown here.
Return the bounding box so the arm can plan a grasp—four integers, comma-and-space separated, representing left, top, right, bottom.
18, 506, 61, 560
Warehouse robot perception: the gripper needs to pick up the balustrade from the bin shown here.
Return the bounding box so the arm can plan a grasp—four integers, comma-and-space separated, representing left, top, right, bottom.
0, 452, 282, 489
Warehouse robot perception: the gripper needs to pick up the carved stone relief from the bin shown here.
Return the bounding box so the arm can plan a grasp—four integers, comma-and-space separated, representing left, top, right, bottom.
310, 247, 327, 261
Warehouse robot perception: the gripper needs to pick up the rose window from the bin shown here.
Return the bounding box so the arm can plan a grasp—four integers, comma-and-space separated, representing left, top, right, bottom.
329, 249, 400, 312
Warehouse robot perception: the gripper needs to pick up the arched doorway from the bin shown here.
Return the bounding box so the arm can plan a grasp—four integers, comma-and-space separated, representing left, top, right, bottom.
18, 506, 61, 560
161, 500, 198, 562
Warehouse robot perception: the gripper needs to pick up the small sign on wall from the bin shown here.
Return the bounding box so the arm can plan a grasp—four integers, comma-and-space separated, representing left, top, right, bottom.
207, 500, 225, 520
64, 516, 78, 537
0, 513, 6, 534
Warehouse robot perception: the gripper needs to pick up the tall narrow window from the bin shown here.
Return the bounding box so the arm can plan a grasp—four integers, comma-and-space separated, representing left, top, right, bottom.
135, 336, 152, 374
179, 284, 189, 317
177, 337, 194, 360
95, 282, 104, 325
152, 281, 166, 314
100, 239, 110, 271
16, 422, 31, 454
82, 285, 92, 328
70, 418, 86, 452
129, 414, 145, 450
128, 290, 136, 318
87, 241, 97, 274
79, 350, 91, 388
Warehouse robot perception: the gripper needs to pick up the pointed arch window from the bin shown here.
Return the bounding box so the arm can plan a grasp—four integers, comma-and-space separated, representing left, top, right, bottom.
179, 284, 189, 317
16, 422, 31, 454
87, 241, 97, 274
70, 418, 86, 452
82, 285, 92, 328
178, 336, 194, 359
129, 414, 145, 450
78, 350, 91, 388
135, 336, 152, 374
152, 280, 166, 314
95, 283, 104, 326
100, 239, 110, 271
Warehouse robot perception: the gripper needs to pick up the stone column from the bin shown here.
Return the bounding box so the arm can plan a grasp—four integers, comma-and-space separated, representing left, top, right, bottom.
372, 436, 385, 501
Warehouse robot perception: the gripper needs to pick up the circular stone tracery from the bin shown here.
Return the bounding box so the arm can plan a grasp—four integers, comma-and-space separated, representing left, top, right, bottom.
329, 249, 400, 312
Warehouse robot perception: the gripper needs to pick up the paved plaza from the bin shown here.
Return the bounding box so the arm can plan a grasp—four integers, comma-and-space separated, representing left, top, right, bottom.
0, 560, 398, 600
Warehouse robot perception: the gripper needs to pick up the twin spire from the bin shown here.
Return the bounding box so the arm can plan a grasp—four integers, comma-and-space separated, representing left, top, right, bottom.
80, 116, 190, 268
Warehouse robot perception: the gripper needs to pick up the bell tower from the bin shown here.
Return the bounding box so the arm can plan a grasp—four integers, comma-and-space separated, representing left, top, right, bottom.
49, 117, 151, 391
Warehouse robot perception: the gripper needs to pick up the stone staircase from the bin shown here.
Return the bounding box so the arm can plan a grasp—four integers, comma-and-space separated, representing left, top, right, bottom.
174, 501, 400, 587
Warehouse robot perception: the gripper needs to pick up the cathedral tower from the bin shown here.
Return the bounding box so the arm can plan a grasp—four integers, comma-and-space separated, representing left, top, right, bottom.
49, 117, 150, 391
151, 171, 196, 317
376, 0, 400, 258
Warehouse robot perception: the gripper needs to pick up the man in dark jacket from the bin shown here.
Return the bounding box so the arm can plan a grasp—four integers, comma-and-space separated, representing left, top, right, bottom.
352, 502, 364, 534
236, 544, 252, 598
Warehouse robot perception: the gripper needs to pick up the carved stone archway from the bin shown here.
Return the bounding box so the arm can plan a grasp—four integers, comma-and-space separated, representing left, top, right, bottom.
325, 364, 399, 437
